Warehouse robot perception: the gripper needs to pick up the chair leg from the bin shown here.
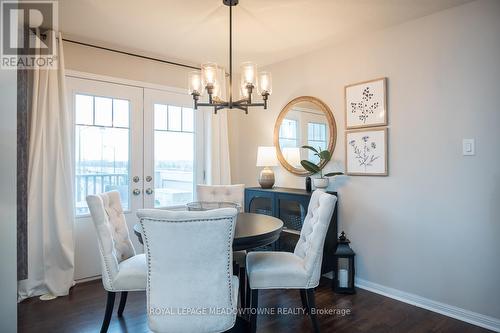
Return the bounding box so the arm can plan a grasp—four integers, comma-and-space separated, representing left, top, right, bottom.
249, 289, 259, 333
306, 288, 320, 333
239, 266, 246, 308
300, 289, 309, 314
117, 291, 128, 317
245, 273, 251, 310
101, 291, 116, 333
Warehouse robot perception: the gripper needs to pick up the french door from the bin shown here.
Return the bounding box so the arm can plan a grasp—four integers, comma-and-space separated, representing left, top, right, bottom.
143, 88, 204, 209
66, 76, 204, 280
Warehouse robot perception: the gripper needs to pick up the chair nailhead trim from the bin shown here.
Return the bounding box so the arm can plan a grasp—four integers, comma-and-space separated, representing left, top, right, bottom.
140, 216, 237, 317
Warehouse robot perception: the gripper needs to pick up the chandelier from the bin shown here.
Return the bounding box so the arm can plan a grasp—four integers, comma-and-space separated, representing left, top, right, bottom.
188, 0, 272, 114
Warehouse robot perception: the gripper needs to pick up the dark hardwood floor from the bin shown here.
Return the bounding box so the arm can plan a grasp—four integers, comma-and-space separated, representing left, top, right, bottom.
18, 277, 491, 333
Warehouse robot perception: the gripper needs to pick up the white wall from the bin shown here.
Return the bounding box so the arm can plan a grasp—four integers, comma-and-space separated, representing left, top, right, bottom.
63, 41, 189, 88
0, 70, 18, 331
229, 0, 500, 322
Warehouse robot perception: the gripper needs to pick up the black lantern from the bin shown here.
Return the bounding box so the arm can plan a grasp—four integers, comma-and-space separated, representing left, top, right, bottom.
333, 231, 356, 294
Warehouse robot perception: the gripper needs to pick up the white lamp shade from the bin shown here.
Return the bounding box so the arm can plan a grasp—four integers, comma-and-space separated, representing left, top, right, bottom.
282, 147, 301, 167
256, 146, 278, 167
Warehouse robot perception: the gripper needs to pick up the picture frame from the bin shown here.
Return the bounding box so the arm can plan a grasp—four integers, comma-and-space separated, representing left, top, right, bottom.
345, 77, 387, 129
345, 127, 388, 176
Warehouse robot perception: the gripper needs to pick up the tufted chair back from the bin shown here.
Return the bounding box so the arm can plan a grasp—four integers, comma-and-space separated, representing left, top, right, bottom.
86, 191, 136, 291
137, 208, 239, 333
196, 184, 245, 212
294, 190, 336, 288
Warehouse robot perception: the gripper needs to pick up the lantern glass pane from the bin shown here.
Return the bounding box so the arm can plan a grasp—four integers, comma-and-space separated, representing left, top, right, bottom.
338, 257, 350, 288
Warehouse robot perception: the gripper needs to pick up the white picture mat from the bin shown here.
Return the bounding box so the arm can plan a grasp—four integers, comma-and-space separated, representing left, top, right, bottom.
345, 78, 386, 128
346, 129, 387, 175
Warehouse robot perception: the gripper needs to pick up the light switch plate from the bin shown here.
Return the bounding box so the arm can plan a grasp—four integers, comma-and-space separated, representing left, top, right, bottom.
463, 139, 475, 156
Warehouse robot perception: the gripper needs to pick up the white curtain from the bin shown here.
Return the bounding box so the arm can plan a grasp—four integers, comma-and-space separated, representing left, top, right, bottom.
18, 32, 75, 301
204, 67, 232, 185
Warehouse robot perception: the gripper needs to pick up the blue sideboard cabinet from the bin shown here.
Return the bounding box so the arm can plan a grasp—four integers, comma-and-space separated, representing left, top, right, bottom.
244, 187, 338, 274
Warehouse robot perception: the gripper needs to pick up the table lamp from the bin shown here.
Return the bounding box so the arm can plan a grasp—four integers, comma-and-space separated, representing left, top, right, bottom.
256, 146, 278, 188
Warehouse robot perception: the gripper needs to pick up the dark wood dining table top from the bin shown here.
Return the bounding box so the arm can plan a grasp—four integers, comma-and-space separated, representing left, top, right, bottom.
133, 212, 283, 251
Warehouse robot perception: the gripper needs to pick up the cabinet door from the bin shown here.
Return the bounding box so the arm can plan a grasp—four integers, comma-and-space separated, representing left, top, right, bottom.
245, 190, 274, 216
276, 193, 310, 231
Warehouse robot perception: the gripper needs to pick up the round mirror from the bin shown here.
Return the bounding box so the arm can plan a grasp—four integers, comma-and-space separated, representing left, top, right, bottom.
273, 96, 337, 176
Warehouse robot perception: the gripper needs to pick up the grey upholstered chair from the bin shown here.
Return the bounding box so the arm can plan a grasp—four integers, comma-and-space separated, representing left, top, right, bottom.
196, 184, 247, 304
137, 207, 239, 333
246, 190, 337, 333
86, 191, 147, 333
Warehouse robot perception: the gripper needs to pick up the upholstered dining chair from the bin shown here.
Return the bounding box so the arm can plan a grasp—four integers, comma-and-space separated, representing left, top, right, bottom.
86, 191, 147, 333
196, 184, 245, 211
196, 184, 247, 304
137, 208, 239, 333
245, 190, 337, 333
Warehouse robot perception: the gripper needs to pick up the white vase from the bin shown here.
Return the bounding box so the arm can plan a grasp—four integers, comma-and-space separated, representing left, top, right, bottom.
313, 177, 329, 189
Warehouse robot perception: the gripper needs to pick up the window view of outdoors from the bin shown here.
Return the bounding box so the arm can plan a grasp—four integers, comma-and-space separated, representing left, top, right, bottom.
154, 104, 194, 207
308, 122, 327, 164
74, 94, 130, 216
279, 118, 298, 150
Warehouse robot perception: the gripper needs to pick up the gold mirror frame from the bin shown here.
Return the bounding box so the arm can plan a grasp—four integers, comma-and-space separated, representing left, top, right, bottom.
273, 96, 337, 176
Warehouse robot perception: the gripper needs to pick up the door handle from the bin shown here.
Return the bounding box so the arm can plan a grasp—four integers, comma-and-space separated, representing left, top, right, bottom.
146, 176, 152, 182
145, 188, 154, 195
132, 188, 141, 196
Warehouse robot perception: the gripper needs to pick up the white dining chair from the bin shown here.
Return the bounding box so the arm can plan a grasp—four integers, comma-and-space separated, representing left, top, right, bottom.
137, 207, 239, 333
196, 184, 245, 211
245, 190, 337, 333
196, 184, 247, 305
86, 191, 147, 333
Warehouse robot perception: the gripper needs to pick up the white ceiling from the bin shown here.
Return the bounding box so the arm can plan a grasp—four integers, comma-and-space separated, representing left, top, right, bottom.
60, 0, 472, 68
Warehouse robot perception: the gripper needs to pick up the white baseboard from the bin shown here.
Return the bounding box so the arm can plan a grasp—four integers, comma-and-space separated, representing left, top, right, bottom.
355, 277, 500, 332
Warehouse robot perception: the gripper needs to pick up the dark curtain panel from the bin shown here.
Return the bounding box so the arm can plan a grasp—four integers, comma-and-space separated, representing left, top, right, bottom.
17, 67, 28, 281
16, 8, 31, 280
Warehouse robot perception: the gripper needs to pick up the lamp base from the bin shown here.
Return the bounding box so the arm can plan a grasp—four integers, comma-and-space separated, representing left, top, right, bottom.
258, 167, 275, 189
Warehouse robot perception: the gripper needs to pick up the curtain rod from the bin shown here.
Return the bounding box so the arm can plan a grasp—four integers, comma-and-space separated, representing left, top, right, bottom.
62, 38, 201, 71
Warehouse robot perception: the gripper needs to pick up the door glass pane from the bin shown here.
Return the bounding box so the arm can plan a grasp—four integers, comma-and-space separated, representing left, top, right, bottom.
182, 107, 194, 132
113, 99, 129, 128
75, 94, 93, 125
75, 96, 130, 216
168, 105, 182, 131
94, 97, 113, 126
154, 104, 168, 130
154, 104, 194, 207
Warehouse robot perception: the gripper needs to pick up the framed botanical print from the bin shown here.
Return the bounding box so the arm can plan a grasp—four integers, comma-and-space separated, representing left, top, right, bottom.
345, 77, 387, 129
345, 128, 388, 176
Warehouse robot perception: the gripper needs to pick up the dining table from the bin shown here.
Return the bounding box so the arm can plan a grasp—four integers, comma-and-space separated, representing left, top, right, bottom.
133, 212, 283, 251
